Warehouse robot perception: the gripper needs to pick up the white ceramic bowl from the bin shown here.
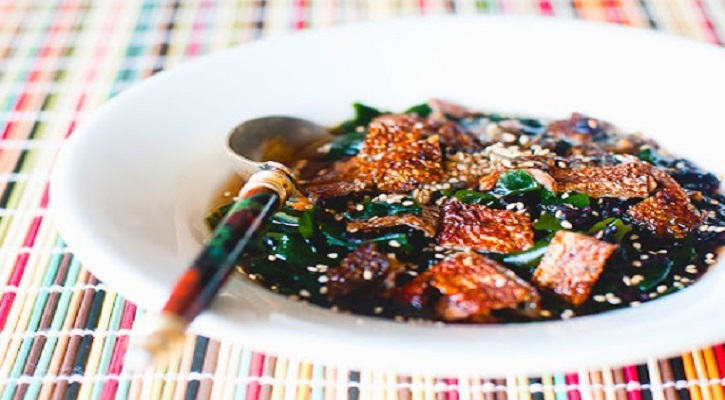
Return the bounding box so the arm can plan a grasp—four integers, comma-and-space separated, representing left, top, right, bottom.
50, 16, 725, 376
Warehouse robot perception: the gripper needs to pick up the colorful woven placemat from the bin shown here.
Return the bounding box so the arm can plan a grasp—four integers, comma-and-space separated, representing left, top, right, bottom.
1, 1, 724, 399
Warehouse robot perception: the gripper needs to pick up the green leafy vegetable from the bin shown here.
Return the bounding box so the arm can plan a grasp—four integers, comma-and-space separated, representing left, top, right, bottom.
637, 148, 659, 164
323, 132, 366, 160
403, 103, 433, 117
299, 210, 315, 239
331, 103, 385, 135
540, 190, 590, 208
587, 218, 632, 242
206, 203, 233, 230
635, 262, 673, 292
533, 212, 564, 232
346, 197, 421, 220
501, 242, 550, 269
444, 189, 496, 205
493, 170, 541, 196
562, 192, 590, 208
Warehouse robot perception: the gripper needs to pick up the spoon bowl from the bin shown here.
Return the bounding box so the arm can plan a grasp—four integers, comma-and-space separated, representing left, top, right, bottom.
226, 116, 332, 180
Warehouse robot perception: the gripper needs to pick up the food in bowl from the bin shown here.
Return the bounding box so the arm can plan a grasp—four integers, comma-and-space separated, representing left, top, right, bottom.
208, 99, 724, 323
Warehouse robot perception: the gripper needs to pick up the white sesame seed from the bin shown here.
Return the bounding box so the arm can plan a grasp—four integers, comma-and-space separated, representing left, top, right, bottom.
318, 275, 329, 283
685, 264, 698, 274
402, 200, 414, 206
389, 240, 401, 248
632, 242, 642, 250
434, 253, 445, 259
539, 310, 552, 317
630, 301, 641, 307
608, 297, 622, 305
632, 261, 642, 267
561, 309, 575, 319
268, 255, 277, 261
355, 204, 364, 211
299, 289, 311, 298
362, 270, 373, 280
656, 285, 668, 294
640, 254, 649, 260
327, 253, 338, 259
631, 275, 644, 285
319, 286, 328, 294
561, 193, 570, 199
593, 295, 606, 302
374, 307, 384, 314
560, 221, 573, 230
630, 234, 639, 240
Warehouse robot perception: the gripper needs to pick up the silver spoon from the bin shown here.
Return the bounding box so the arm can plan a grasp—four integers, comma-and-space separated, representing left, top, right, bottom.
127, 116, 331, 369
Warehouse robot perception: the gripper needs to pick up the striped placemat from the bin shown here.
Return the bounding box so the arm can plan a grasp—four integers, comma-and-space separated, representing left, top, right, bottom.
1, 1, 724, 399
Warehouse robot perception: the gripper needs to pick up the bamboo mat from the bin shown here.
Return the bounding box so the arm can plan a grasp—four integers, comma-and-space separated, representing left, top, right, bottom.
1, 0, 724, 399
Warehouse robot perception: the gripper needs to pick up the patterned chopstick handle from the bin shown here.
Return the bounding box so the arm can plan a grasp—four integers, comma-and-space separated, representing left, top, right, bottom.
162, 186, 281, 320
128, 166, 294, 367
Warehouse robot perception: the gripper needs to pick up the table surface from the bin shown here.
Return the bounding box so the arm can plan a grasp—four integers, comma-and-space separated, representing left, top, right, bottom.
1, 1, 724, 399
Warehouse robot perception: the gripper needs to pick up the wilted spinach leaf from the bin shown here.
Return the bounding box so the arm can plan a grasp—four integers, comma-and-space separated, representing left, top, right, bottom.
533, 212, 564, 232
323, 132, 366, 160
443, 189, 496, 205
494, 170, 541, 196
206, 202, 233, 230
346, 197, 422, 220
403, 103, 432, 117
587, 218, 632, 242
330, 103, 385, 135
501, 241, 550, 270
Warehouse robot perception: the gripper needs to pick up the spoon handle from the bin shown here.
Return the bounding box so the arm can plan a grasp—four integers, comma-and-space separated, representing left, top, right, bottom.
127, 167, 294, 368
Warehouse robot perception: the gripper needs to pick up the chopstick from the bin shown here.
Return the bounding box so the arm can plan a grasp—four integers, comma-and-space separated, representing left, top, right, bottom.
125, 167, 294, 370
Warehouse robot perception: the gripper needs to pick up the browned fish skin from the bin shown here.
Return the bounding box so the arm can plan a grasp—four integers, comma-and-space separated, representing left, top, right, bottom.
399, 252, 540, 322
532, 231, 618, 306
627, 167, 702, 238
326, 243, 397, 299
374, 135, 445, 193
347, 206, 439, 237
437, 199, 534, 253
546, 113, 611, 144
551, 161, 656, 199
360, 115, 428, 156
